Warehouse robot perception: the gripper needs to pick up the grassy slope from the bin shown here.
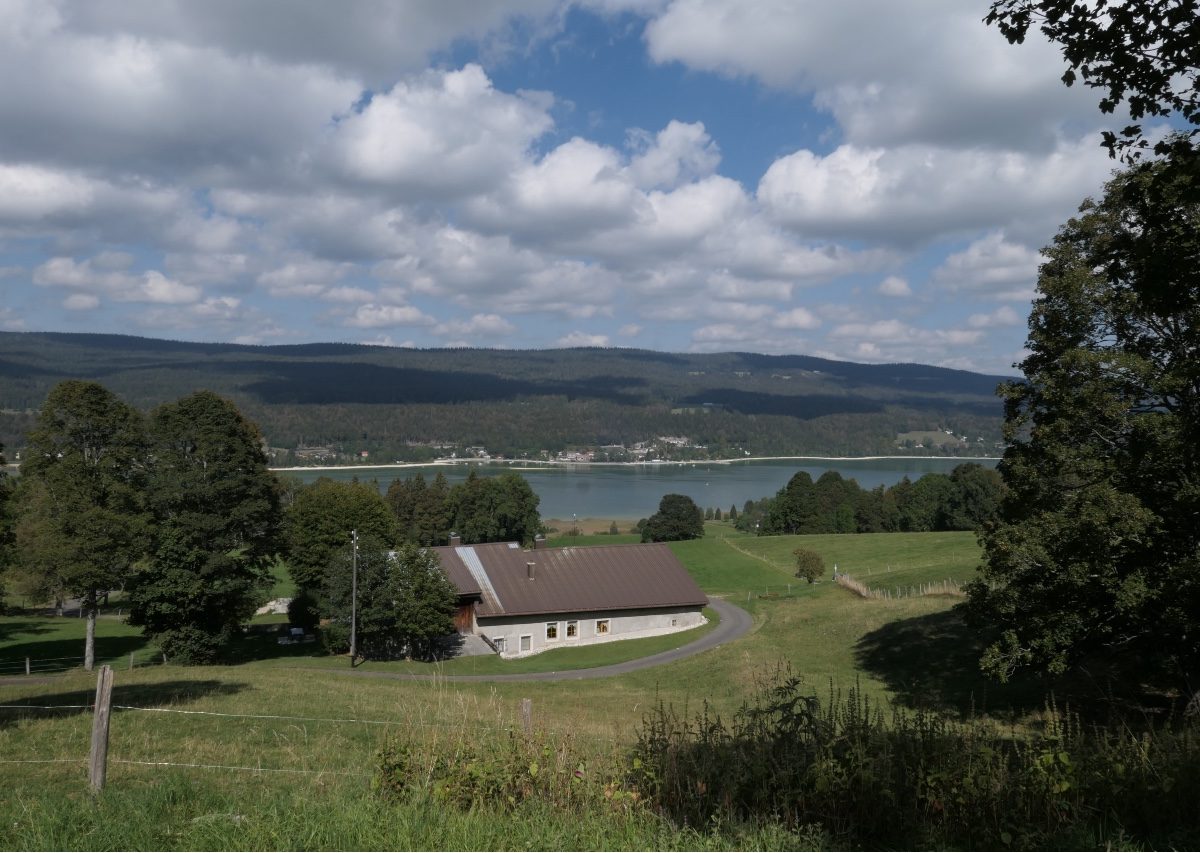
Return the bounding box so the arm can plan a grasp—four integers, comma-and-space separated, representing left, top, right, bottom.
1, 528, 991, 850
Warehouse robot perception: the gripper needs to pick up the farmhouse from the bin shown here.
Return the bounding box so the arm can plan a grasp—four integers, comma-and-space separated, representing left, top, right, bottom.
430, 537, 709, 658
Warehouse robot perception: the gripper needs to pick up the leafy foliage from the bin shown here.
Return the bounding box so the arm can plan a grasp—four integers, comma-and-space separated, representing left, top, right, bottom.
966, 152, 1200, 684
445, 471, 542, 546
754, 464, 1002, 536
640, 494, 704, 542
127, 391, 281, 664
986, 0, 1200, 160
793, 548, 825, 583
14, 380, 147, 666
387, 470, 542, 546
284, 478, 398, 592
324, 539, 457, 661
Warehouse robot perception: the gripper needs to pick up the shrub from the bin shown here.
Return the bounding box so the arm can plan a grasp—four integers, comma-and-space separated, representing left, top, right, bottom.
793, 548, 825, 583
157, 625, 222, 664
322, 620, 350, 654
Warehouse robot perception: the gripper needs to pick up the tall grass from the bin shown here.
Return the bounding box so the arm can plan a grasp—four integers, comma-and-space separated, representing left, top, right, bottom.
632, 673, 1200, 850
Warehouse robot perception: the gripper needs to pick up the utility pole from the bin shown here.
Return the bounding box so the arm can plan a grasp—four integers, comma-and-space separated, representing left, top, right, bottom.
349, 529, 358, 667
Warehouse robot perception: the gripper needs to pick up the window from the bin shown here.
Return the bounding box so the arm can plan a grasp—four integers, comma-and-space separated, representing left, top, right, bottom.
520, 634, 531, 652
595, 619, 610, 635
566, 620, 578, 639
493, 636, 506, 652
546, 622, 558, 640
671, 618, 678, 627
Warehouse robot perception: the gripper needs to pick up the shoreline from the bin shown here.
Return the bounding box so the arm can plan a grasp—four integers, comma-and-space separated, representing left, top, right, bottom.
269, 454, 1000, 473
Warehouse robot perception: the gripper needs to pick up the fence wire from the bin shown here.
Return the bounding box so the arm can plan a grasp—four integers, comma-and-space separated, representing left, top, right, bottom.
110, 759, 372, 778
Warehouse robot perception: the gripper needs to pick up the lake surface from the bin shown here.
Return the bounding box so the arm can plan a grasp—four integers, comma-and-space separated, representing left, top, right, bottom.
282, 457, 997, 520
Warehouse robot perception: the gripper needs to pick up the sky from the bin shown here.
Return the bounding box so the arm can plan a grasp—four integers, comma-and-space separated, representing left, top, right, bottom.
0, 0, 1148, 375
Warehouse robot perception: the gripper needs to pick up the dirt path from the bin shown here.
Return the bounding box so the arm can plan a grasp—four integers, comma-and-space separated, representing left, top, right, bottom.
302, 598, 753, 684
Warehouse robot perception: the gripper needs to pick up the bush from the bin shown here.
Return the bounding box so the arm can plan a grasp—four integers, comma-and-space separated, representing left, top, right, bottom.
157, 625, 222, 664
793, 548, 825, 583
322, 620, 350, 654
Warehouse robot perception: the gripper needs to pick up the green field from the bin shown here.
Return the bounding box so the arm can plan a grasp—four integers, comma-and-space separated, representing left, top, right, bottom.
2, 528, 1045, 849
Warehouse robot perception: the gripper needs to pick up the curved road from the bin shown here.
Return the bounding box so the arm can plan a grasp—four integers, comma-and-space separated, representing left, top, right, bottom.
307, 598, 753, 683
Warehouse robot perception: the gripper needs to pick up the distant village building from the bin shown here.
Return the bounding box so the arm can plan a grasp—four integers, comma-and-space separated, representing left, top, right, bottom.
431, 539, 708, 658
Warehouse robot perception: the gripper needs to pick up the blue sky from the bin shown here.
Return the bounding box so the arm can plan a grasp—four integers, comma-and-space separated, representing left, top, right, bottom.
0, 0, 1144, 375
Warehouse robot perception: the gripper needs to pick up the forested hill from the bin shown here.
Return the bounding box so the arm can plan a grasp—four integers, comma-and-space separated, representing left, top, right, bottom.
0, 331, 1013, 461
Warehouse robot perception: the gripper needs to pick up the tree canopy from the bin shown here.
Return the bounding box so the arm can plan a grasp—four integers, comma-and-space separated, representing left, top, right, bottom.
641, 494, 704, 542
127, 391, 281, 663
986, 0, 1200, 159
15, 380, 147, 669
965, 151, 1200, 685
284, 478, 398, 592
753, 465, 1001, 536
324, 539, 457, 661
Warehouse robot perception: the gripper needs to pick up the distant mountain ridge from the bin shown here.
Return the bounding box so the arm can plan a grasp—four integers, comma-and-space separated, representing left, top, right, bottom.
0, 331, 1012, 461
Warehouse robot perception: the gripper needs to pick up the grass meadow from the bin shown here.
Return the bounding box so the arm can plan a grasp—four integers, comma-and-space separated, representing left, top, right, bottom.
7, 524, 1173, 849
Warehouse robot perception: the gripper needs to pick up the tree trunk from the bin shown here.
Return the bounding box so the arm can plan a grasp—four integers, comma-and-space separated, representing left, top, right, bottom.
55, 597, 64, 617
84, 589, 97, 672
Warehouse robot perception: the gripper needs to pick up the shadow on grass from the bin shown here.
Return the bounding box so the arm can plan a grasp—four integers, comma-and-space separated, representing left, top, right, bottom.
0, 635, 151, 669
225, 626, 332, 664
853, 607, 1021, 717
853, 606, 1176, 722
0, 619, 56, 644
0, 679, 249, 730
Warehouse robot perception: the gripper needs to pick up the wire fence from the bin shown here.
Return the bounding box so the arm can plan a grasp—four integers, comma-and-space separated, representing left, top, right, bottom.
0, 650, 165, 676
0, 682, 560, 786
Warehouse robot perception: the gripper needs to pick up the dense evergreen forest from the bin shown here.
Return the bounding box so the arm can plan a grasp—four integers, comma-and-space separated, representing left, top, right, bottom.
0, 332, 1009, 461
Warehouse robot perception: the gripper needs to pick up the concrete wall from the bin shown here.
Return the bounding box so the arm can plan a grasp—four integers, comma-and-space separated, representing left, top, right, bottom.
477, 605, 706, 658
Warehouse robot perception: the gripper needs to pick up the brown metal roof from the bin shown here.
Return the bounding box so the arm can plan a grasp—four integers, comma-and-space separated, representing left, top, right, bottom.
429, 541, 709, 618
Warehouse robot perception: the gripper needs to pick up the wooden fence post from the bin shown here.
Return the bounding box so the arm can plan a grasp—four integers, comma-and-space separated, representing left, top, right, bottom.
88, 665, 114, 794
128, 652, 135, 671
25, 657, 30, 675
520, 698, 532, 736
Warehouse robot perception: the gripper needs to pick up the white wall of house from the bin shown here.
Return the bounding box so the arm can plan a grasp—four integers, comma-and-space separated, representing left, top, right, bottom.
478, 605, 706, 658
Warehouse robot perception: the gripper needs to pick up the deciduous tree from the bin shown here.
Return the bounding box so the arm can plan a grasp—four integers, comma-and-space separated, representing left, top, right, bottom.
285, 479, 397, 593
127, 391, 281, 663
445, 471, 542, 546
641, 494, 704, 542
324, 539, 457, 661
17, 381, 147, 669
986, 0, 1200, 160
794, 548, 825, 584
965, 152, 1200, 685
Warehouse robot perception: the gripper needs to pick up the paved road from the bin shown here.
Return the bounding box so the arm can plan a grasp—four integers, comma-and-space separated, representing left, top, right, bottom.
306, 597, 753, 684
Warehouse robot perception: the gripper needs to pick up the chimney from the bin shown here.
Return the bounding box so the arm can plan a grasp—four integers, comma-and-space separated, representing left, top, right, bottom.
449, 532, 462, 547
533, 534, 546, 550
526, 561, 536, 580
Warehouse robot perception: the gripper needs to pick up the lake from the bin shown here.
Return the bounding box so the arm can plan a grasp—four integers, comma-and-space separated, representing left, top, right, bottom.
280, 457, 998, 520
